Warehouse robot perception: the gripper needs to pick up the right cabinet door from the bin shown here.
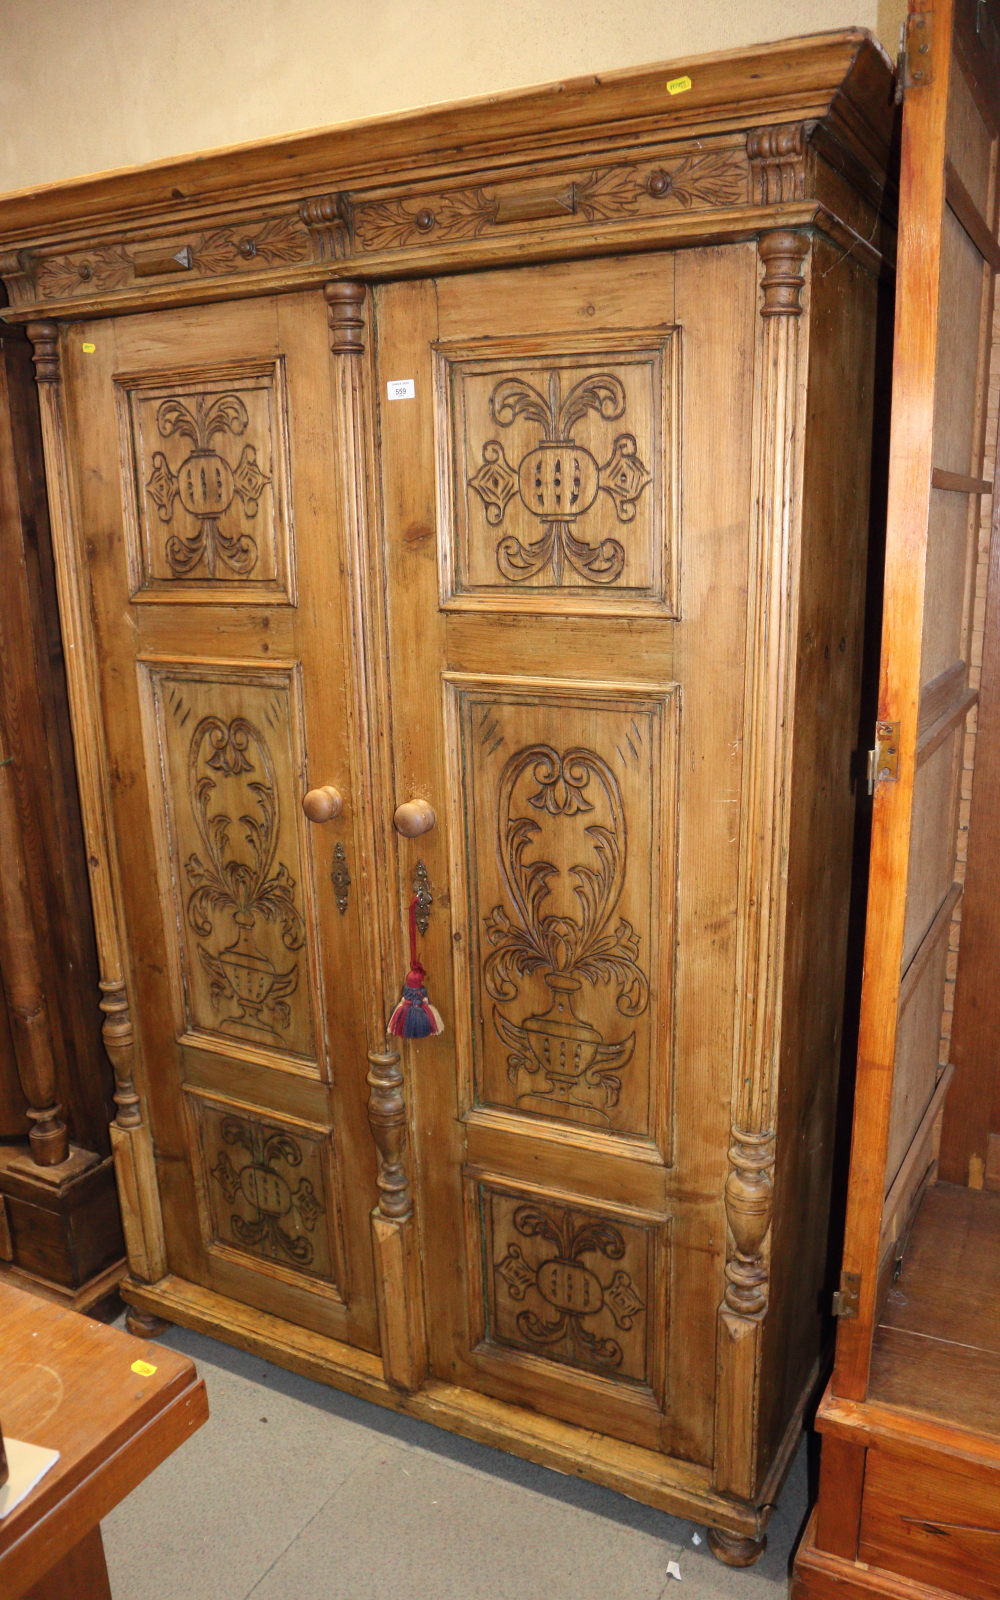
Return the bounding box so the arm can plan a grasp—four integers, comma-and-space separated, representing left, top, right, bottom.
374, 247, 756, 1464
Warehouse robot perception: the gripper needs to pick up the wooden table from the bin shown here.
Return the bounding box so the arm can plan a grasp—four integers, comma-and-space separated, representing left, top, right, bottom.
0, 1282, 208, 1599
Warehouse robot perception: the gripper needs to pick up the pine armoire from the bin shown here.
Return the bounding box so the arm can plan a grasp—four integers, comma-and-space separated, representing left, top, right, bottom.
0, 32, 895, 1564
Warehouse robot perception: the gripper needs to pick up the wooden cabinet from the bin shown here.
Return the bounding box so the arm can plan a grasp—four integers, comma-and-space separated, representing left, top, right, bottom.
0, 31, 894, 1562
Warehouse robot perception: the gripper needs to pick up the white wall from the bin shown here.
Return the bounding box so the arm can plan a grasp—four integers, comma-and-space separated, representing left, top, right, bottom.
0, 0, 906, 195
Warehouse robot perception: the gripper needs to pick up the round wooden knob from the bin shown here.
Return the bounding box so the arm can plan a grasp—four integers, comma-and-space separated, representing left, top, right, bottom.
302, 785, 343, 823
393, 798, 436, 838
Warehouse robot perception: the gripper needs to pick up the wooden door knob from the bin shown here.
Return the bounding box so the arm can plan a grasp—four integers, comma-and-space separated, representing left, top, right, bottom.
393, 798, 436, 837
302, 785, 343, 822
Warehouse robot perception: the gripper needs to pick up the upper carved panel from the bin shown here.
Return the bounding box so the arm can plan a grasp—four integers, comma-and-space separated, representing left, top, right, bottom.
142, 663, 320, 1070
439, 335, 676, 616
118, 361, 293, 602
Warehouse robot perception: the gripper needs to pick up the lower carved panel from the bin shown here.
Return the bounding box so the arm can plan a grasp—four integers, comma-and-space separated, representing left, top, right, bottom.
475, 1179, 665, 1389
185, 1089, 343, 1297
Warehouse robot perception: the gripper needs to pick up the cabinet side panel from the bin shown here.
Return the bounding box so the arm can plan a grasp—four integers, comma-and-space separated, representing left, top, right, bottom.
759, 241, 879, 1479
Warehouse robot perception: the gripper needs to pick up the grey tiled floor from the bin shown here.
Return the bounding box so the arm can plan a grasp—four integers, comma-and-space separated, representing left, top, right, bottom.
102, 1321, 809, 1599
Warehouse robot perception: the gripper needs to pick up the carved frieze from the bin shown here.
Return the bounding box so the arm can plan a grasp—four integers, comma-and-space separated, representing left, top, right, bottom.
26, 213, 312, 305
1, 145, 749, 312
351, 150, 747, 252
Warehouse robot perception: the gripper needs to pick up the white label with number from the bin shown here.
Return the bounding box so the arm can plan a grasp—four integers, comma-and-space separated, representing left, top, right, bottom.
387, 378, 415, 400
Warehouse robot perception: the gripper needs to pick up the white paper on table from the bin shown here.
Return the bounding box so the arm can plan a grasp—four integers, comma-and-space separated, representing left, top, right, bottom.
0, 1439, 60, 1518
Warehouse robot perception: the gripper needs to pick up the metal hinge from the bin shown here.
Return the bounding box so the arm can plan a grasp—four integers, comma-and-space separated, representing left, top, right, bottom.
832, 1270, 861, 1319
896, 11, 934, 103
867, 720, 901, 794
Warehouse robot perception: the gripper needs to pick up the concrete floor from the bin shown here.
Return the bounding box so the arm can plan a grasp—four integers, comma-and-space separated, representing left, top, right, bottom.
103, 1320, 810, 1600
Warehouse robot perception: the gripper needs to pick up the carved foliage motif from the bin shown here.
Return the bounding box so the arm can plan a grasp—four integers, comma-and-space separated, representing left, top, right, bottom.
145, 667, 317, 1062
192, 1096, 336, 1284
145, 392, 271, 577
189, 217, 309, 274
351, 150, 746, 250
211, 1115, 325, 1265
486, 1191, 649, 1381
185, 715, 305, 1046
468, 370, 651, 585
33, 216, 309, 300
485, 745, 648, 1125
125, 368, 288, 595
450, 681, 673, 1137
11, 147, 750, 309
447, 341, 670, 606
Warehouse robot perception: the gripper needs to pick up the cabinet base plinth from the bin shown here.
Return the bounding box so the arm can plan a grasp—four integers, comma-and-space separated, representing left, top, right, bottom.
120, 1270, 805, 1543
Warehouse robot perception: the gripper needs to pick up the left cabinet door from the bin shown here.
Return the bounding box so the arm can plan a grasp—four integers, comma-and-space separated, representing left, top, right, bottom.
61, 293, 379, 1350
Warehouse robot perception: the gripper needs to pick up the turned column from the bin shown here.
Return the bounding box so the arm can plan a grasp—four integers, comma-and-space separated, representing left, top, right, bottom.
714, 230, 810, 1515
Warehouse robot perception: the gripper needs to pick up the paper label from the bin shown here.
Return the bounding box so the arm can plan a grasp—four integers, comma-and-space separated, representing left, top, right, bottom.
666, 75, 692, 95
387, 378, 415, 400
0, 1439, 60, 1520
131, 1359, 157, 1376
82, 342, 96, 353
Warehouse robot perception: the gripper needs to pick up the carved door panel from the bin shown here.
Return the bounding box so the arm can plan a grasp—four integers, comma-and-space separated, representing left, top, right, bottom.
376, 250, 756, 1458
62, 294, 379, 1349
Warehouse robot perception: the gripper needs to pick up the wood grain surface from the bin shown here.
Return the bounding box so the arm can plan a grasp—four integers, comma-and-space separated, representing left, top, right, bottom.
0, 1281, 207, 1600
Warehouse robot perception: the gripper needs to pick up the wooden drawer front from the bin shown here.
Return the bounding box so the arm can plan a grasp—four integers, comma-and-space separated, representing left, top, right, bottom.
859, 1447, 1000, 1600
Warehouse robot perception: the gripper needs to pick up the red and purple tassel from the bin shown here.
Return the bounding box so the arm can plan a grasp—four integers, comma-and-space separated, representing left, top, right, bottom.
387, 895, 445, 1039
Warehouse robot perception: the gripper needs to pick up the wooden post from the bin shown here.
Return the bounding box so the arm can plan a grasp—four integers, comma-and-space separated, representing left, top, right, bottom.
325, 280, 428, 1392
24, 322, 166, 1284
0, 750, 67, 1165
714, 230, 810, 1504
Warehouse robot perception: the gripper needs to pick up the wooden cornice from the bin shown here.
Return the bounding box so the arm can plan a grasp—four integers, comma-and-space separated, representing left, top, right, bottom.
0, 30, 896, 322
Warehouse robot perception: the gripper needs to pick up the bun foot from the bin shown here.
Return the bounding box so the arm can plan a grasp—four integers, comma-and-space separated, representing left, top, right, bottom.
707, 1527, 767, 1567
125, 1306, 171, 1340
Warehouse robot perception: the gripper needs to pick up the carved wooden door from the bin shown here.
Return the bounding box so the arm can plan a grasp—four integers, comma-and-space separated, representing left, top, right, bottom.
376, 250, 756, 1458
64, 294, 379, 1349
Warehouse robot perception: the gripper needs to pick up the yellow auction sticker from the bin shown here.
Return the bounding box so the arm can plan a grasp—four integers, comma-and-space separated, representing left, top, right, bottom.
131, 1359, 157, 1377
667, 75, 692, 95
82, 342, 96, 353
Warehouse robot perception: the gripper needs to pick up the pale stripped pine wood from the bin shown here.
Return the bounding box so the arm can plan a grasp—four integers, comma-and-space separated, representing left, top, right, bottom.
62, 294, 380, 1352
15, 36, 894, 1558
